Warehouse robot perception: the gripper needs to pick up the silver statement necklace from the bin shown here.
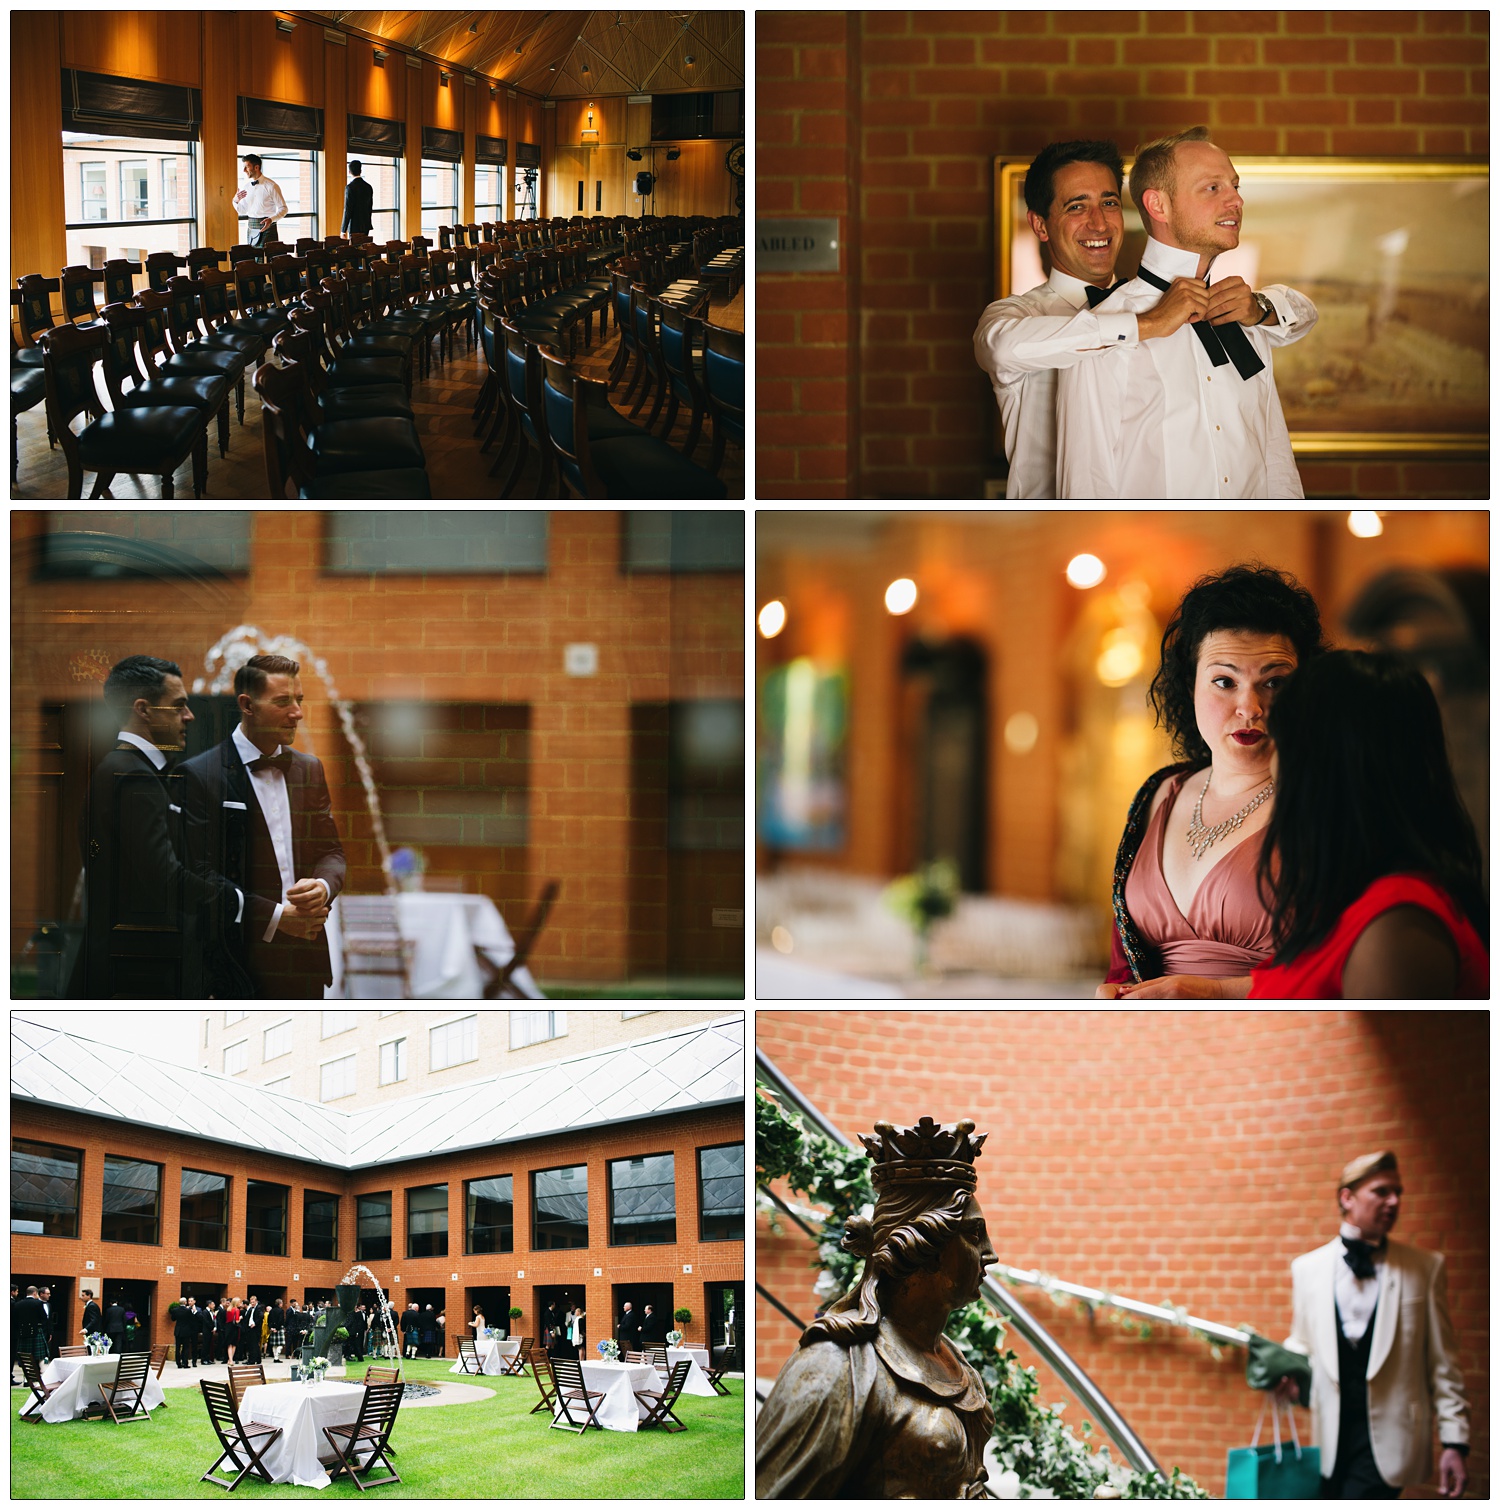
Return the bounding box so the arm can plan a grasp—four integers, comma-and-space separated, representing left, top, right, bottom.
1186, 768, 1274, 861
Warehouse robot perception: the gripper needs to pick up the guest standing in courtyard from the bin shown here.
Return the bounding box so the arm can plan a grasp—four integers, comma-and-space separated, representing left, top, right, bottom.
103, 1296, 127, 1354
15, 1286, 49, 1363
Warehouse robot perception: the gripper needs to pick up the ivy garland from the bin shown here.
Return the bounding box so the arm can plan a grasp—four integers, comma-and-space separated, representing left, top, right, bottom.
756, 1090, 1206, 1500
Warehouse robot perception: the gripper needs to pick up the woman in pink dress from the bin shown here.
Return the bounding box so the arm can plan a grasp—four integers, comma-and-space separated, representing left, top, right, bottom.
1247, 651, 1486, 998
1099, 564, 1326, 999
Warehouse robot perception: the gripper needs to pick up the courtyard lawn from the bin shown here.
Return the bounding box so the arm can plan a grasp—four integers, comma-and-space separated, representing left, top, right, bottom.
10, 1359, 745, 1500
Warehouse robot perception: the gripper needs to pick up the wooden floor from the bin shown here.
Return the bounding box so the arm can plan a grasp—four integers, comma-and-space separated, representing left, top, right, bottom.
12, 300, 744, 502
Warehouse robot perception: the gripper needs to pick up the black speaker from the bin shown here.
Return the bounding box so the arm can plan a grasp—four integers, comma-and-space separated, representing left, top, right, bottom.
634, 171, 654, 196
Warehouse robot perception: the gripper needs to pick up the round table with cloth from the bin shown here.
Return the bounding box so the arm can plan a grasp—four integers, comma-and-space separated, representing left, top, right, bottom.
21, 1354, 167, 1423
557, 1360, 660, 1432
326, 891, 543, 1000
449, 1337, 521, 1376
237, 1380, 370, 1488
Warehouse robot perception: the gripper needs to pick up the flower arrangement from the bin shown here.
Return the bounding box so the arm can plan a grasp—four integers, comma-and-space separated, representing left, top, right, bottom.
882, 859, 960, 971
86, 1331, 111, 1356
389, 846, 425, 891
596, 1338, 620, 1361
665, 1329, 684, 1347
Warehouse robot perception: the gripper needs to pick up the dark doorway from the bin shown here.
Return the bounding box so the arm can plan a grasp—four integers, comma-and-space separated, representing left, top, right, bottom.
899, 636, 989, 891
465, 1284, 511, 1338
611, 1280, 675, 1352
13, 1273, 70, 1358
105, 1277, 155, 1351
182, 1279, 225, 1311
704, 1278, 743, 1369
534, 1283, 588, 1358
402, 1286, 447, 1357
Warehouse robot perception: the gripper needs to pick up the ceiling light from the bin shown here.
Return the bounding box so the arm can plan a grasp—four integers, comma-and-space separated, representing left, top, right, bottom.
468, 20, 478, 34
684, 54, 696, 65
884, 578, 918, 616
1348, 510, 1384, 538
757, 601, 787, 639
1065, 553, 1106, 589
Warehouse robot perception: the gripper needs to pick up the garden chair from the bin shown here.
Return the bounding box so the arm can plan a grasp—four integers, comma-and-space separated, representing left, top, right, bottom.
633, 1358, 691, 1433
456, 1337, 483, 1375
18, 1353, 58, 1421
323, 1380, 403, 1490
98, 1350, 153, 1422
548, 1357, 604, 1434
625, 1350, 651, 1364
57, 1344, 88, 1357
528, 1351, 559, 1415
364, 1365, 399, 1383
703, 1357, 732, 1397
501, 1336, 533, 1377
200, 1378, 283, 1492
227, 1363, 266, 1407
149, 1343, 171, 1380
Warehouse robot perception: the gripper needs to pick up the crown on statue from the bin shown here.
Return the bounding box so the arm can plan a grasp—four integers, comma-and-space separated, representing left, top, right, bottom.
858, 1116, 987, 1190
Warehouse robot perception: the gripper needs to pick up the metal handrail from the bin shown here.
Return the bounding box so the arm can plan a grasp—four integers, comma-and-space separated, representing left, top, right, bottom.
756, 1047, 1164, 1480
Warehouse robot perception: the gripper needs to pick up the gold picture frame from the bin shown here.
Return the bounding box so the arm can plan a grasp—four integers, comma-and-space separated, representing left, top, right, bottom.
993, 157, 1488, 458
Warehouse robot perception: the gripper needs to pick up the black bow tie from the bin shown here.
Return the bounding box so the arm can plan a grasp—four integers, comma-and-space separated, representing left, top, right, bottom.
249, 751, 293, 776
1135, 264, 1266, 380
1084, 280, 1126, 309
1341, 1235, 1385, 1280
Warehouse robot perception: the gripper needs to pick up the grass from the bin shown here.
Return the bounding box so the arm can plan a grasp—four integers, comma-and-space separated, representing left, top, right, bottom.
10, 1359, 745, 1500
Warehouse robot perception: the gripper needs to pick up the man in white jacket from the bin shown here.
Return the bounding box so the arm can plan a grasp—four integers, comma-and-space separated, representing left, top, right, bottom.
1276, 1151, 1469, 1497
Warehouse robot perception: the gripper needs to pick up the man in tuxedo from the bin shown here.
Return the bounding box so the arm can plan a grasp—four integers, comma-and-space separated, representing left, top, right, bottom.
175, 1298, 199, 1369
342, 160, 374, 237
639, 1303, 666, 1349
243, 1294, 262, 1364
103, 1296, 127, 1354
346, 1303, 367, 1364
180, 653, 346, 998
80, 1288, 104, 1344
617, 1300, 640, 1355
1276, 1152, 1469, 1497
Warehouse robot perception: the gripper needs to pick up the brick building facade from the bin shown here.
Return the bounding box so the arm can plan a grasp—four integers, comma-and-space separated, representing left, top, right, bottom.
756, 1010, 1489, 1498
758, 10, 1489, 499
13, 1016, 745, 1362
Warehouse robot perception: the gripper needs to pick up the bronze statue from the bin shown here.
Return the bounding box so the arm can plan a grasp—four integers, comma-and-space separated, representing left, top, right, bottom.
756, 1116, 997, 1498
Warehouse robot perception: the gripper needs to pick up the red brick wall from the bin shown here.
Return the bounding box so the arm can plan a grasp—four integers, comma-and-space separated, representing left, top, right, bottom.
756, 10, 1489, 500
13, 1101, 744, 1353
755, 1010, 1489, 1497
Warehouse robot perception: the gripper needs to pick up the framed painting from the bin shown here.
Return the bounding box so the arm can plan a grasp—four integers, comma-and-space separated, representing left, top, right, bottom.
993, 157, 1488, 457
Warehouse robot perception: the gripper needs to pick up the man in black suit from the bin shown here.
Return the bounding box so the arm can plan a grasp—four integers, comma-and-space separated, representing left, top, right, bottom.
175, 1298, 199, 1369
347, 1303, 368, 1364
199, 1300, 219, 1364
243, 1294, 262, 1364
76, 655, 239, 998
342, 160, 375, 237
639, 1303, 667, 1349
80, 1288, 104, 1345
15, 1286, 49, 1365
38, 1286, 59, 1357
617, 1301, 641, 1355
103, 1297, 127, 1354
181, 653, 346, 998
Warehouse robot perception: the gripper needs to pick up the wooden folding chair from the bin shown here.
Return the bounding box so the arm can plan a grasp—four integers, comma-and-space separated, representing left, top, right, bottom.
199, 1378, 283, 1491
703, 1358, 732, 1396
98, 1350, 153, 1423
500, 1336, 533, 1377
323, 1380, 404, 1491
548, 1357, 605, 1434
227, 1363, 266, 1407
149, 1343, 171, 1380
528, 1350, 559, 1415
56, 1344, 89, 1357
633, 1358, 691, 1433
364, 1364, 400, 1384
18, 1353, 59, 1422
479, 880, 560, 998
456, 1338, 483, 1375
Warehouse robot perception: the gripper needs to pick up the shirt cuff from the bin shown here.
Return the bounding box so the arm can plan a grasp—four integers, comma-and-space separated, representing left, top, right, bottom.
1258, 288, 1295, 328
1098, 312, 1139, 347
264, 902, 284, 944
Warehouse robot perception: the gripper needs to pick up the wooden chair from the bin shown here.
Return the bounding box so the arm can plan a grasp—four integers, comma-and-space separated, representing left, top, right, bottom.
455, 1338, 483, 1375
199, 1378, 283, 1492
479, 880, 560, 998
323, 1381, 403, 1490
624, 1350, 651, 1365
528, 1351, 558, 1415
703, 1357, 732, 1396
547, 1357, 605, 1434
227, 1363, 266, 1407
500, 1336, 533, 1377
364, 1364, 400, 1384
149, 1343, 171, 1380
98, 1350, 153, 1423
632, 1358, 691, 1433
56, 1344, 89, 1357
703, 321, 744, 479
18, 1353, 59, 1421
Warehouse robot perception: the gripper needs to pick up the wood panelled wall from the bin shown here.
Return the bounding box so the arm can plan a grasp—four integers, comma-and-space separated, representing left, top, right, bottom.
13, 12, 734, 295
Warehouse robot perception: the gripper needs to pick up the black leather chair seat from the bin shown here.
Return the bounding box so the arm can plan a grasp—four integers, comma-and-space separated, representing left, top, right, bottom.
160, 348, 243, 382
317, 384, 413, 422
299, 466, 432, 499
234, 310, 291, 338
200, 328, 264, 360
588, 434, 728, 499
326, 354, 408, 389
12, 366, 48, 409
306, 415, 425, 474
118, 373, 228, 413
13, 348, 47, 369
583, 400, 642, 444
76, 406, 203, 469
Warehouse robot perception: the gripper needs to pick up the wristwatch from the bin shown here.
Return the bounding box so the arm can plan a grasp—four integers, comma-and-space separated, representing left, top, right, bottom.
1251, 292, 1275, 325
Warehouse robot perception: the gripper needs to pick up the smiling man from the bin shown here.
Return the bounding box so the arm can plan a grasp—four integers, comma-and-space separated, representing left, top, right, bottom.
180, 653, 345, 998
1055, 126, 1318, 498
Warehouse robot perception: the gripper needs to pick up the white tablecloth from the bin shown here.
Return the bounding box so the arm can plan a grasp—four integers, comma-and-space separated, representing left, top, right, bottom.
328, 891, 544, 1000
238, 1381, 367, 1488
449, 1337, 520, 1376
22, 1354, 167, 1423
662, 1347, 716, 1398
555, 1360, 658, 1432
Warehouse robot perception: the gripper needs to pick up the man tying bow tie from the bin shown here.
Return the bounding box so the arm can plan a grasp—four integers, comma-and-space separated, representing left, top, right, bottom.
973, 136, 1316, 499
1056, 126, 1316, 498
180, 652, 345, 998
1275, 1151, 1469, 1498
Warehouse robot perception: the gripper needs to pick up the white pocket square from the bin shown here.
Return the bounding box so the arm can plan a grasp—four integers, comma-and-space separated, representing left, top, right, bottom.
223, 800, 248, 810
168, 803, 182, 814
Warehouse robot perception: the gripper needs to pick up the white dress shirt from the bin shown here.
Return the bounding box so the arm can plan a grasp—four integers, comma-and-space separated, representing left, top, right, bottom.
239, 174, 288, 223
233, 726, 325, 941
1334, 1221, 1384, 1342
973, 268, 1141, 499
1056, 237, 1316, 499
116, 729, 166, 771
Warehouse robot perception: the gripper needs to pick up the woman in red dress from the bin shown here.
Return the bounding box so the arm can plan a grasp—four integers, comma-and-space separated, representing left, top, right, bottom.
224, 1296, 242, 1365
1248, 651, 1487, 998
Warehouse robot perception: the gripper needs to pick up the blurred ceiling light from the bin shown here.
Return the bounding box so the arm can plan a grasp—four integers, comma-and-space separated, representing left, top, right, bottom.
884, 578, 918, 615
1066, 553, 1106, 589
1003, 711, 1039, 755
770, 925, 794, 954
758, 600, 787, 638
1096, 628, 1144, 688
1348, 510, 1384, 538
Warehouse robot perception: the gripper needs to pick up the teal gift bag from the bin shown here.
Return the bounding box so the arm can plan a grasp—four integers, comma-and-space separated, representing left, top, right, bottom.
1226, 1397, 1322, 1498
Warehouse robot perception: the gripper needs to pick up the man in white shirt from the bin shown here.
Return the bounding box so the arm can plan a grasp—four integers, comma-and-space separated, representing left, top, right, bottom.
180, 652, 345, 997
1056, 126, 1316, 499
1275, 1152, 1469, 1498
234, 154, 289, 248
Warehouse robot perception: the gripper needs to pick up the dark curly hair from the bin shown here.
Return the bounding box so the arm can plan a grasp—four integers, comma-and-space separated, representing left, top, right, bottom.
1023, 139, 1125, 219
1148, 564, 1327, 764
